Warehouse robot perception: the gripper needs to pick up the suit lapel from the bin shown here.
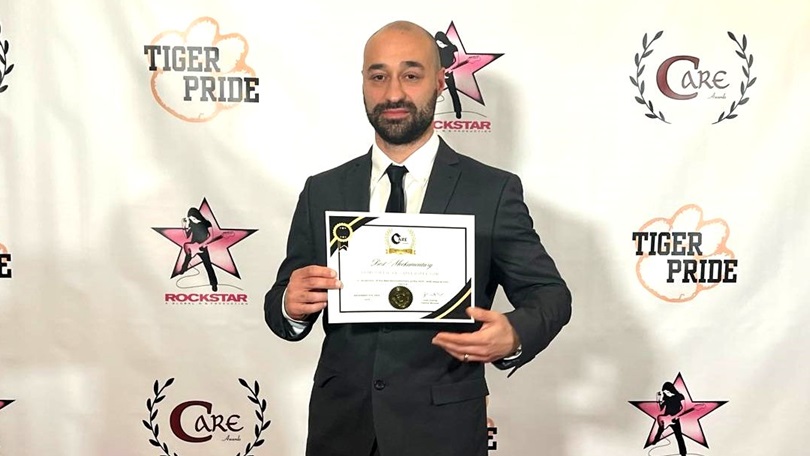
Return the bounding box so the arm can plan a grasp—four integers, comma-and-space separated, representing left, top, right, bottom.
343, 149, 372, 211
420, 137, 460, 214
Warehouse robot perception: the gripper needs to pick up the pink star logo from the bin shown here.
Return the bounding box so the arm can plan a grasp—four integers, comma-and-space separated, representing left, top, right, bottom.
0, 399, 13, 413
630, 373, 727, 450
439, 21, 503, 105
152, 198, 256, 279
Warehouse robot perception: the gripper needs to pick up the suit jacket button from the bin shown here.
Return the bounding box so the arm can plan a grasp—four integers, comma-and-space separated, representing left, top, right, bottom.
374, 379, 386, 390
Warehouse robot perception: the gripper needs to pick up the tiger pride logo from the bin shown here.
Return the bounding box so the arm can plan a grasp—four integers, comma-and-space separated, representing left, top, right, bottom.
633, 205, 738, 302
144, 17, 259, 121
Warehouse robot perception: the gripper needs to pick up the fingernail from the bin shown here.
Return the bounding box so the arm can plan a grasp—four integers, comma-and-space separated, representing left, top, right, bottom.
336, 280, 343, 288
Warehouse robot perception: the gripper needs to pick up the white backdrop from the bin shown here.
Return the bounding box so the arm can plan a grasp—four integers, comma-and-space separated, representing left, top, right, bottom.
1, 0, 809, 455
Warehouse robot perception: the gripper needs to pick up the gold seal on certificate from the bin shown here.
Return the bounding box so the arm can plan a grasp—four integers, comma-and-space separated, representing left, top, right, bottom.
332, 222, 353, 242
388, 286, 413, 309
326, 211, 475, 324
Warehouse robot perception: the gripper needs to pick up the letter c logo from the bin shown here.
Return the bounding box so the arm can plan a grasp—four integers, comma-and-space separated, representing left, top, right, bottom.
657, 56, 699, 100
170, 400, 212, 443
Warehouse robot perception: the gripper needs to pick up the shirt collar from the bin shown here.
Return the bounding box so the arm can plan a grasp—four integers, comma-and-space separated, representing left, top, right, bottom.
370, 132, 440, 185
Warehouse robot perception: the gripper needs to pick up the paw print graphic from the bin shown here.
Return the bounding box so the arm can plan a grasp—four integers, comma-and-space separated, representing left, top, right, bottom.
147, 17, 257, 122
635, 205, 736, 302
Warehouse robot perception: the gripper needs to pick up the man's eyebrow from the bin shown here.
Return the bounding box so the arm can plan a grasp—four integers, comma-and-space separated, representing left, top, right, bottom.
402, 60, 425, 69
365, 61, 426, 72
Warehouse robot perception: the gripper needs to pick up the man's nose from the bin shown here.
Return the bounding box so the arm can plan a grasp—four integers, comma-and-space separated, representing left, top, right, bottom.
384, 78, 406, 102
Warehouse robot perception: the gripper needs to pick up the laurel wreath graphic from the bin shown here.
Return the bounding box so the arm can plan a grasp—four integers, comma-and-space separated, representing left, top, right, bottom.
237, 378, 272, 456
630, 31, 668, 124
143, 378, 271, 456
143, 378, 175, 456
714, 32, 756, 124
0, 23, 14, 94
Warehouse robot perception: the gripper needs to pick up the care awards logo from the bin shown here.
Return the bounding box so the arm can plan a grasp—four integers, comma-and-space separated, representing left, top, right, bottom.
633, 205, 738, 302
144, 17, 259, 121
0, 240, 11, 279
432, 21, 502, 133
630, 373, 726, 455
144, 378, 271, 456
152, 198, 256, 306
0, 21, 14, 95
630, 31, 756, 124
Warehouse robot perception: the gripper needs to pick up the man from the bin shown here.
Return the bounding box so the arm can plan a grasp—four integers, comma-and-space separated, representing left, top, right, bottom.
264, 20, 571, 456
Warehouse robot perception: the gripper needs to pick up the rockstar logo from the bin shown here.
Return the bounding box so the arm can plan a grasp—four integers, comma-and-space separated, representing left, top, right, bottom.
437, 22, 502, 105
0, 399, 13, 413
153, 198, 256, 280
433, 21, 503, 125
630, 373, 727, 451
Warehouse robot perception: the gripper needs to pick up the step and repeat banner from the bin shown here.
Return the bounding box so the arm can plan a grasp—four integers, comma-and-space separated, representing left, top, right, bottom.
1, 0, 809, 455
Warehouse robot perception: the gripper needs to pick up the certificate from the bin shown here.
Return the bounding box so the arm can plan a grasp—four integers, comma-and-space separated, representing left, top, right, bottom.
325, 211, 475, 324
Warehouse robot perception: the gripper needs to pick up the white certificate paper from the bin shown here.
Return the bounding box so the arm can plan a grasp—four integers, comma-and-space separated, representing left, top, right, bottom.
326, 211, 475, 324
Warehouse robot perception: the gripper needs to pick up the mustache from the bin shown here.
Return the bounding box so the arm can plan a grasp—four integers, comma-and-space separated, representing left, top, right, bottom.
372, 101, 417, 116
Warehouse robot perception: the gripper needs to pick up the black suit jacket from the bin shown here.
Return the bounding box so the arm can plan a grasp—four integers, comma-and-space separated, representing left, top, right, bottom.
265, 137, 571, 456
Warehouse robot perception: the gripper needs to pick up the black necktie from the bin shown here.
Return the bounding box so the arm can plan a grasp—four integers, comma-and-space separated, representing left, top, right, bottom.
385, 164, 408, 213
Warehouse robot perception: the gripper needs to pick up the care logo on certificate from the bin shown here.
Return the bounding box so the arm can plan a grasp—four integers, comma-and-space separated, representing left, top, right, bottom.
326, 211, 475, 324
385, 228, 415, 254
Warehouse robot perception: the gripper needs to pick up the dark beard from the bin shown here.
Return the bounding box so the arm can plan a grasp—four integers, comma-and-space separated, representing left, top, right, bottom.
365, 93, 437, 145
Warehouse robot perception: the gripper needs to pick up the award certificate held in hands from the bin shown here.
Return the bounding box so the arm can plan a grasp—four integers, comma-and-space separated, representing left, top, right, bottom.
325, 211, 475, 324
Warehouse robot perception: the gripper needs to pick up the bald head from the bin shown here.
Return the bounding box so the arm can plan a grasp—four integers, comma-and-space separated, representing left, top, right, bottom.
361, 21, 445, 154
364, 21, 441, 72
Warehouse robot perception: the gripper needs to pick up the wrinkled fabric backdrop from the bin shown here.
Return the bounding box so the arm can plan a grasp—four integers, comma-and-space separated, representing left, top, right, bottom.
1, 0, 808, 455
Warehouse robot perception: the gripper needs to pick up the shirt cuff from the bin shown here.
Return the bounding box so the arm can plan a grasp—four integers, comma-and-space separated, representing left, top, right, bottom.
281, 288, 308, 336
502, 344, 522, 361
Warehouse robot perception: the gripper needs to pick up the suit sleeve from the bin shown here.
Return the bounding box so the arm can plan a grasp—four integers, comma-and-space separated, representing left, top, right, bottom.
264, 177, 321, 341
490, 174, 572, 374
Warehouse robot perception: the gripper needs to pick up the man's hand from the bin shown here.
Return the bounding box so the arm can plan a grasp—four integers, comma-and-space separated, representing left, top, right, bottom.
431, 307, 520, 363
285, 265, 342, 321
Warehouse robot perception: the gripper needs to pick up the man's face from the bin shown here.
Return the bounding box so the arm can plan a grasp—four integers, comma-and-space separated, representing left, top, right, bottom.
362, 28, 444, 145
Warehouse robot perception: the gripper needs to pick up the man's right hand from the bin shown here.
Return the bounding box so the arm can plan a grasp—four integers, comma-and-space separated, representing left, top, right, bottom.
284, 265, 342, 321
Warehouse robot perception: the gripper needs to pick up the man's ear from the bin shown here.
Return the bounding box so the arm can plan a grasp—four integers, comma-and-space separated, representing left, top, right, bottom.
436, 68, 446, 92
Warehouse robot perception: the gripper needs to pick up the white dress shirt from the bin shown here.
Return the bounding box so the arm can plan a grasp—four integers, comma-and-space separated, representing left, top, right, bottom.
282, 133, 441, 330
368, 132, 440, 214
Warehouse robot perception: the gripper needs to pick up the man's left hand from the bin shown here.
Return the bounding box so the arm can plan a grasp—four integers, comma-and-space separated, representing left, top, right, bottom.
431, 307, 520, 363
